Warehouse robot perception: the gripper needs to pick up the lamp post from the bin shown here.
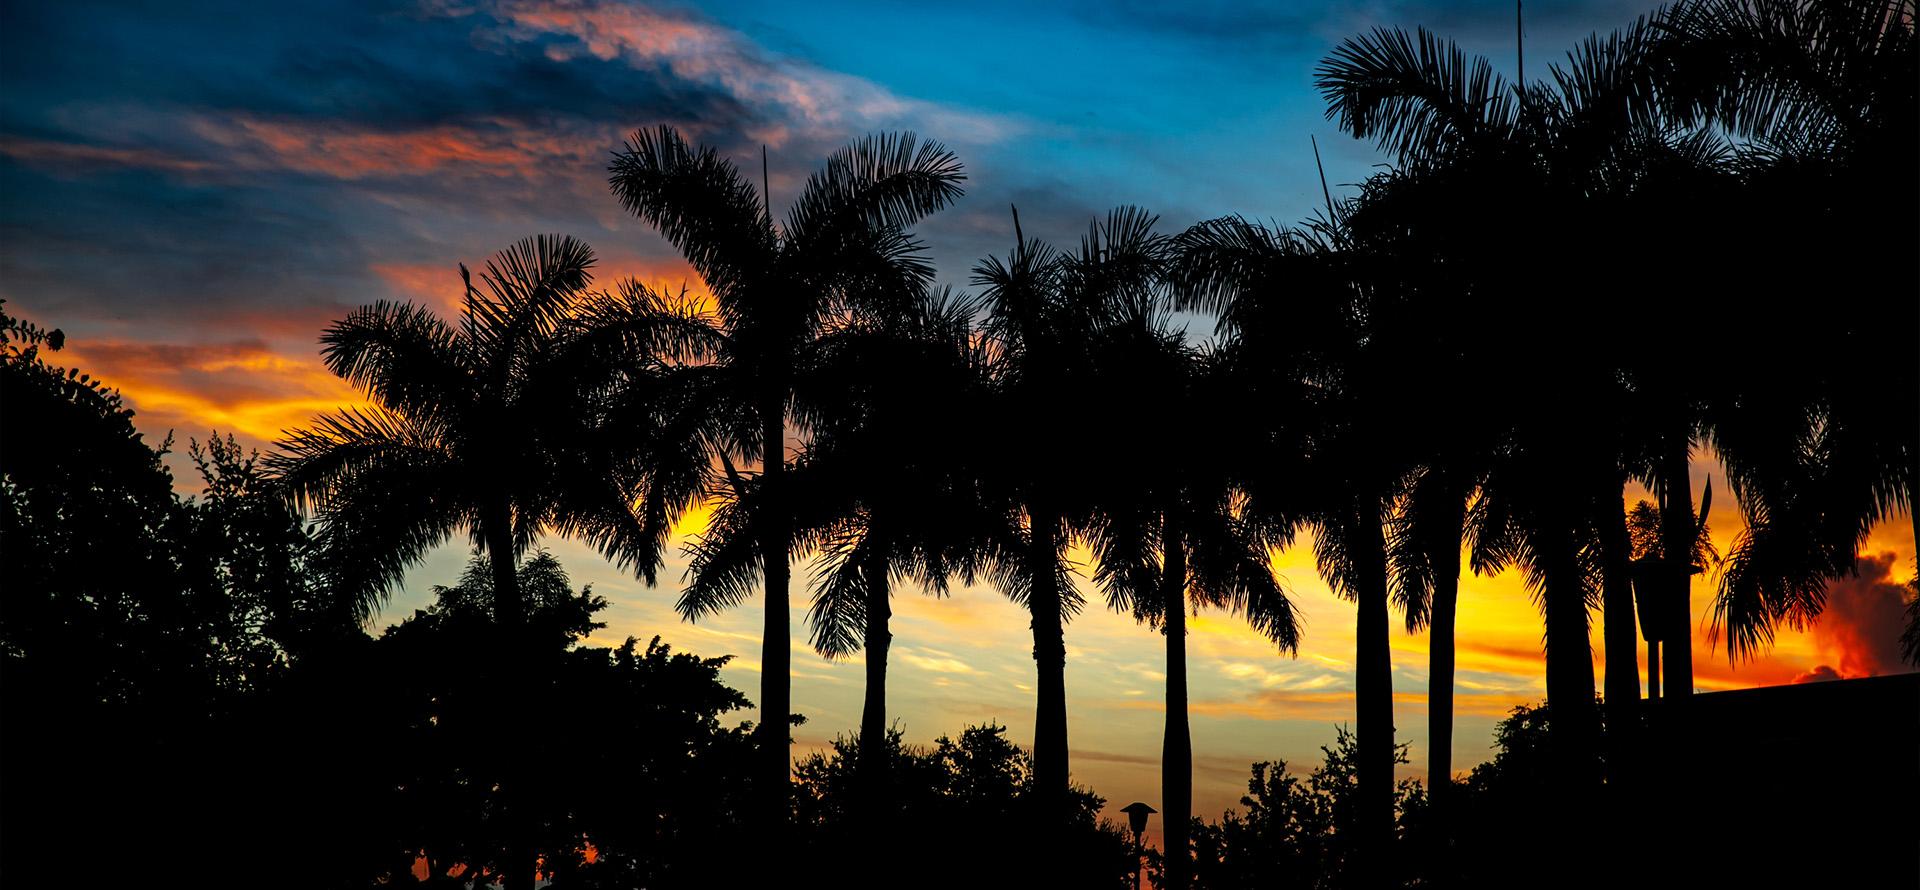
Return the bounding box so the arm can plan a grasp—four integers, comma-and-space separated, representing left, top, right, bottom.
1120, 802, 1155, 889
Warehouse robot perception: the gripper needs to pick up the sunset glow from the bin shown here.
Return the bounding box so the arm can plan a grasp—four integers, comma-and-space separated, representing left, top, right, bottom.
4, 0, 1913, 871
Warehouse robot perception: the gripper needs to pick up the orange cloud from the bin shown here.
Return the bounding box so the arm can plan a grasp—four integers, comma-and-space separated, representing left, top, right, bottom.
370, 263, 464, 312
59, 338, 365, 447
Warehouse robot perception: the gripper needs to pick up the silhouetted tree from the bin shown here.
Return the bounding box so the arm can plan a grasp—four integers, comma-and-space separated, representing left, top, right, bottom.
684, 285, 1013, 818
1313, 13, 1741, 810
270, 235, 703, 890
971, 207, 1173, 823
609, 129, 965, 839
1077, 219, 1303, 888
247, 551, 758, 889
1187, 728, 1427, 889
1, 304, 361, 883
1171, 214, 1411, 877
1654, 0, 1919, 665
794, 723, 1135, 889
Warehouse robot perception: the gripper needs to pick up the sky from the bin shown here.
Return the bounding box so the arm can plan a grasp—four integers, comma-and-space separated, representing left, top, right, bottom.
4, 0, 1915, 846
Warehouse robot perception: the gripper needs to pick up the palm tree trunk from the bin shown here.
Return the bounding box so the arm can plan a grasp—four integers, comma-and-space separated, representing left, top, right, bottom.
758, 393, 792, 836
1426, 496, 1462, 803
859, 547, 892, 817
1599, 486, 1640, 785
1658, 436, 1694, 698
1028, 502, 1070, 816
1160, 511, 1191, 890
482, 506, 536, 890
485, 504, 523, 626
1351, 503, 1395, 876
1541, 522, 1598, 785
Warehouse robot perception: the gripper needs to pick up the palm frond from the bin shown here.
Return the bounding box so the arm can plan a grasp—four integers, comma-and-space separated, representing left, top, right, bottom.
464, 234, 597, 374
320, 300, 472, 425
678, 483, 765, 621
1316, 26, 1519, 166
784, 132, 966, 251
806, 526, 874, 659
608, 126, 775, 309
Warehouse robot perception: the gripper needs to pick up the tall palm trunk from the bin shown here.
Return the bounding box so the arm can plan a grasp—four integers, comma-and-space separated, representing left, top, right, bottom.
1540, 521, 1598, 786
485, 503, 523, 626
1657, 437, 1694, 698
1598, 487, 1640, 785
483, 506, 536, 890
1539, 518, 1600, 870
1028, 501, 1069, 814
1160, 511, 1191, 890
1425, 492, 1464, 804
858, 546, 892, 816
1351, 501, 1395, 876
759, 393, 792, 833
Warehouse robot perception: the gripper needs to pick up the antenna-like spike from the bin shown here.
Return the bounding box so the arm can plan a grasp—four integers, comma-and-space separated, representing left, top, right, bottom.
1516, 0, 1526, 90
1311, 135, 1337, 224
761, 145, 772, 231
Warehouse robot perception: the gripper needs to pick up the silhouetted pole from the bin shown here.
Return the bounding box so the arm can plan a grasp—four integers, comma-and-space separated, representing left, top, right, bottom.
1121, 802, 1155, 890
1311, 135, 1337, 224
1516, 0, 1525, 87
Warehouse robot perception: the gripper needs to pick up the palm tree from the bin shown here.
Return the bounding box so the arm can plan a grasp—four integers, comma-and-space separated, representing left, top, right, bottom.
1387, 463, 1477, 800
272, 235, 706, 890
969, 206, 1169, 815
1171, 213, 1411, 876
1334, 165, 1504, 807
1653, 0, 1918, 662
682, 285, 1012, 815
608, 128, 965, 829
1085, 327, 1303, 889
1313, 13, 1741, 786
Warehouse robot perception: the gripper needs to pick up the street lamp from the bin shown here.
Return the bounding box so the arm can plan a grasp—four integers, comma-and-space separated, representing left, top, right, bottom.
1120, 802, 1155, 888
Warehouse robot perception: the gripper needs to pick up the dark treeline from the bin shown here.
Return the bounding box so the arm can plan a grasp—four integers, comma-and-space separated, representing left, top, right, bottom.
2, 0, 1915, 887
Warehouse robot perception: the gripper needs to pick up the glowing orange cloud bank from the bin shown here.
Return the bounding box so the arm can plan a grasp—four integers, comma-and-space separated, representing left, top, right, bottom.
59, 338, 367, 448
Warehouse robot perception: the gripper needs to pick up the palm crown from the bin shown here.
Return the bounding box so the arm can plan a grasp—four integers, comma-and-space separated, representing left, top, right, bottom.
272, 236, 703, 623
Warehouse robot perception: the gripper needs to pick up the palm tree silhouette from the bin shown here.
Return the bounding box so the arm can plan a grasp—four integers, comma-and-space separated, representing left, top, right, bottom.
1654, 0, 1918, 663
1171, 213, 1412, 877
794, 288, 1013, 813
969, 207, 1174, 817
608, 128, 965, 833
1314, 13, 1739, 793
1333, 166, 1504, 809
1386, 461, 1479, 803
683, 285, 1012, 817
272, 235, 704, 890
1084, 322, 1303, 888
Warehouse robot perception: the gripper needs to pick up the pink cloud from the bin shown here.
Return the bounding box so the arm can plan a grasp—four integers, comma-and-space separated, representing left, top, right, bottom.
0, 136, 213, 174
492, 0, 1019, 146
